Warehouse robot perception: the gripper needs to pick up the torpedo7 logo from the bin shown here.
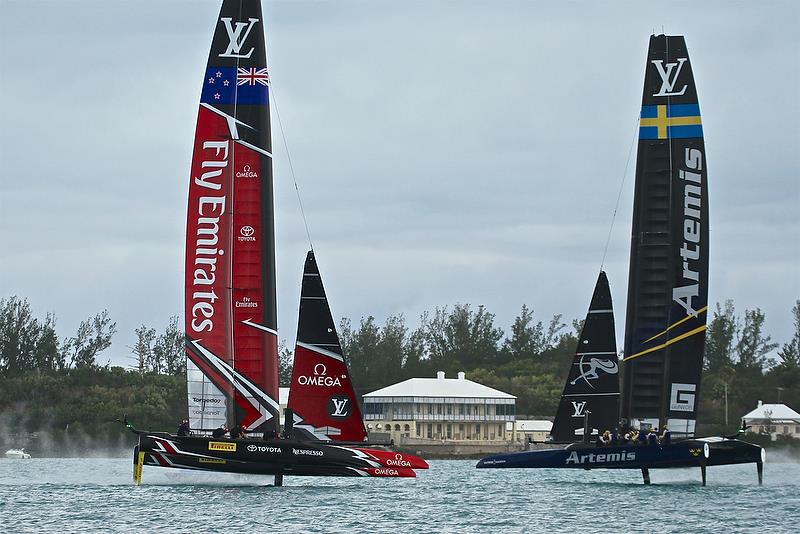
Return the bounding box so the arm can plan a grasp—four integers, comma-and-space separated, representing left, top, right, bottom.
219, 17, 259, 59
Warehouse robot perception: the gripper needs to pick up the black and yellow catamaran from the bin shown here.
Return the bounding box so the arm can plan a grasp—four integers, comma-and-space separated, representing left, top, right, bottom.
477, 35, 764, 485
129, 0, 427, 485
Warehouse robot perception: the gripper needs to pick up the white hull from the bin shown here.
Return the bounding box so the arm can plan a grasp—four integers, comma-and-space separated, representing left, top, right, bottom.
5, 449, 31, 459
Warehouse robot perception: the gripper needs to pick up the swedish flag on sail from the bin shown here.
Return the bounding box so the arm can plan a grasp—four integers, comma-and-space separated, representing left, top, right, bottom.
639, 104, 703, 139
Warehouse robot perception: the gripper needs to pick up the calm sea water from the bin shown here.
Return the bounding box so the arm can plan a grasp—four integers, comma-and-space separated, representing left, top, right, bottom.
1, 457, 797, 533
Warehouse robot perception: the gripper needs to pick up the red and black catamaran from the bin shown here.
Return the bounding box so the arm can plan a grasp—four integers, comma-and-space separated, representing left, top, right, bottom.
477, 35, 764, 485
130, 0, 427, 485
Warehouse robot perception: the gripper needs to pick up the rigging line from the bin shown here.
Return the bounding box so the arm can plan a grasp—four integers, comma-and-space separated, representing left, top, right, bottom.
600, 114, 640, 271
270, 83, 315, 253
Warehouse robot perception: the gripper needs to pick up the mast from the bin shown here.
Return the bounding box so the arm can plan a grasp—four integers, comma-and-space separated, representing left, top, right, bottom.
621, 35, 708, 437
287, 251, 367, 442
185, 0, 279, 434
551, 272, 619, 441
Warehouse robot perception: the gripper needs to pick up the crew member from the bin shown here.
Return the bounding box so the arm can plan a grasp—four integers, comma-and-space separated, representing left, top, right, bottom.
263, 428, 278, 441
637, 429, 648, 445
660, 426, 671, 445
177, 419, 191, 436
229, 424, 245, 440
647, 428, 658, 445
598, 430, 611, 446
212, 425, 228, 438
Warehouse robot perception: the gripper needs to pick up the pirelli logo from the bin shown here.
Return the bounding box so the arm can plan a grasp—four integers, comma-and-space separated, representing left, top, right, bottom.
208, 441, 236, 452
199, 457, 227, 464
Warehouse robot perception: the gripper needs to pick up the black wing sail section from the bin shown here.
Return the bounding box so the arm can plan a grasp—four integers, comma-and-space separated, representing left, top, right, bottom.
551, 272, 619, 441
621, 35, 708, 437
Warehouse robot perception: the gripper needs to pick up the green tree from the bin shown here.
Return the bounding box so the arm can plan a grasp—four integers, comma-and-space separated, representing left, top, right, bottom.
154, 316, 184, 375
776, 300, 800, 372
278, 340, 293, 387
0, 297, 63, 376
735, 308, 778, 373
340, 316, 381, 394
132, 325, 156, 374
421, 304, 503, 371
66, 310, 117, 369
704, 300, 737, 374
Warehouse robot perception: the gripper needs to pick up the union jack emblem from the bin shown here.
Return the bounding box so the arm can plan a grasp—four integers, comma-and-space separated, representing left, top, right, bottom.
237, 67, 269, 86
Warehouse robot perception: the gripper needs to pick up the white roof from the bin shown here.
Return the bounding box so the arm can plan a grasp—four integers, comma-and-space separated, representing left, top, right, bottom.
364, 372, 515, 400
742, 402, 800, 421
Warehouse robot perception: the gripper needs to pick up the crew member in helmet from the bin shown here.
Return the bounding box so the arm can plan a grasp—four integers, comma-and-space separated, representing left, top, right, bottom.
660, 426, 671, 445
229, 423, 246, 440
212, 425, 228, 438
177, 419, 191, 436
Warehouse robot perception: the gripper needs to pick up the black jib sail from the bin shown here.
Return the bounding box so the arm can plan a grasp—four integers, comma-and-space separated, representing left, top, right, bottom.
620, 35, 708, 438
287, 251, 367, 442
551, 271, 620, 441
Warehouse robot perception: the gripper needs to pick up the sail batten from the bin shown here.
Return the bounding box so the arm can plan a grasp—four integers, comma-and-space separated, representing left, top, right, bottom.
621, 35, 709, 436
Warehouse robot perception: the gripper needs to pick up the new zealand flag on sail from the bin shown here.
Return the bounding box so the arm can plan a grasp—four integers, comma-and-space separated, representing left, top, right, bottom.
201, 67, 269, 105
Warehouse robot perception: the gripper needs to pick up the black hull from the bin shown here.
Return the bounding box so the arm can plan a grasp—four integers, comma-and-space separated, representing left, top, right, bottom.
133, 432, 426, 482
476, 438, 763, 484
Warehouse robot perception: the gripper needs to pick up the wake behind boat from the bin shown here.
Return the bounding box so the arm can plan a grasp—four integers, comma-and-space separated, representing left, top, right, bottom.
131, 0, 427, 485
476, 34, 764, 485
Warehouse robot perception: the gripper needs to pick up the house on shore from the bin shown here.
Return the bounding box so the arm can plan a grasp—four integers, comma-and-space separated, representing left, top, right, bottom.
363, 371, 517, 444
741, 400, 800, 441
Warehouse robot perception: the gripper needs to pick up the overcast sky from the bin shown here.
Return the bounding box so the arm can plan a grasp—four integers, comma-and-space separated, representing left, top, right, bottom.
1, 0, 798, 368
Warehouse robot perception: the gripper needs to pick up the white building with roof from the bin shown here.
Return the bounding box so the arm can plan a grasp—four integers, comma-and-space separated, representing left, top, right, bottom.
362, 371, 516, 442
742, 400, 800, 441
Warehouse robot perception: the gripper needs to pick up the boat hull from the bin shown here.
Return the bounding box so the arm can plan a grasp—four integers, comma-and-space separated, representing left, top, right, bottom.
476, 438, 761, 470
136, 432, 426, 478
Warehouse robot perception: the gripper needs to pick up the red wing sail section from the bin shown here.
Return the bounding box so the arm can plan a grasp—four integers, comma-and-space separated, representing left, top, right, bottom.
185, 0, 278, 433
288, 251, 367, 442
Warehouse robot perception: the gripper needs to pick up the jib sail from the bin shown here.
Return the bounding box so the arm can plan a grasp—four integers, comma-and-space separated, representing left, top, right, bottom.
287, 251, 367, 442
551, 272, 620, 441
621, 35, 708, 437
185, 0, 280, 434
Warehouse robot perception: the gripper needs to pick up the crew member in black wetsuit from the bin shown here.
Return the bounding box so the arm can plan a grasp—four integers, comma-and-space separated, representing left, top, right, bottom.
647, 428, 658, 445
212, 425, 228, 438
637, 429, 648, 445
230, 424, 245, 440
660, 426, 671, 445
177, 419, 191, 436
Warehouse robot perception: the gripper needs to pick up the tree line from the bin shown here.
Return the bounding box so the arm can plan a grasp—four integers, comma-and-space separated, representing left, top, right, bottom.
0, 294, 798, 451
335, 300, 800, 435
